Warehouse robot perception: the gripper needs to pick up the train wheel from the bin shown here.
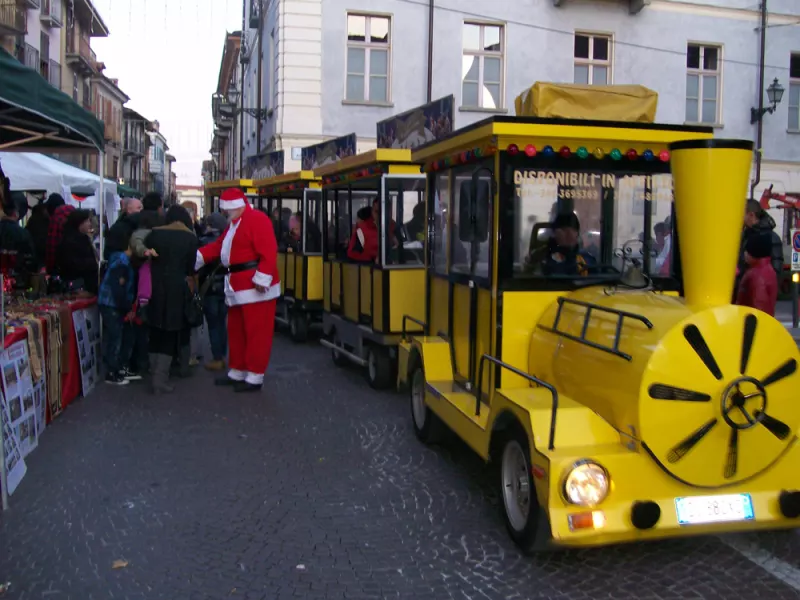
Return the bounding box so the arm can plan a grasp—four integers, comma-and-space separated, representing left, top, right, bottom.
410, 364, 443, 444
330, 333, 349, 368
366, 345, 393, 390
499, 430, 543, 555
289, 312, 309, 343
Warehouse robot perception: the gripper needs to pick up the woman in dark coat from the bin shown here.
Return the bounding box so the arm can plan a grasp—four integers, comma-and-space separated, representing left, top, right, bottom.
56, 209, 99, 294
145, 205, 198, 394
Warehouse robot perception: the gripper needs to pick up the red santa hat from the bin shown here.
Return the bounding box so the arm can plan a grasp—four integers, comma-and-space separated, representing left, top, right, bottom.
219, 187, 249, 211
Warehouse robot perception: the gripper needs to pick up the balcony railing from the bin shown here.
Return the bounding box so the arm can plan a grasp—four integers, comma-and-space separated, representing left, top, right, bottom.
20, 42, 39, 71
124, 136, 146, 155
0, 2, 26, 35
66, 31, 95, 73
41, 0, 63, 27
23, 0, 41, 9
48, 59, 61, 87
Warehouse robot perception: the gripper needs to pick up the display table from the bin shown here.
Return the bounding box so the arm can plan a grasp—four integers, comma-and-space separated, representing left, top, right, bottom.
3, 295, 97, 423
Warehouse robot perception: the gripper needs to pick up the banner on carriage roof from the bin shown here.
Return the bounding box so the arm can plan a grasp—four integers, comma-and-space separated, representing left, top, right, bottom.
301, 134, 357, 170
376, 95, 455, 150
244, 150, 285, 180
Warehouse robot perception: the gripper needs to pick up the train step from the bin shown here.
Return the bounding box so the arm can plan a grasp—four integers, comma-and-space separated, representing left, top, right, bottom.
427, 380, 490, 430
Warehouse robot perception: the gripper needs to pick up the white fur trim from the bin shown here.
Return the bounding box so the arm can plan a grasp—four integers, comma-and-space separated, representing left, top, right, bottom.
220, 219, 240, 267
228, 369, 246, 381
220, 198, 246, 210
224, 281, 281, 307
252, 271, 273, 287
195, 251, 205, 271
357, 228, 365, 247
245, 372, 264, 385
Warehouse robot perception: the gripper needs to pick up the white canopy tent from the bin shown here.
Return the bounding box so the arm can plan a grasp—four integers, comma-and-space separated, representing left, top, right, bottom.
0, 151, 120, 224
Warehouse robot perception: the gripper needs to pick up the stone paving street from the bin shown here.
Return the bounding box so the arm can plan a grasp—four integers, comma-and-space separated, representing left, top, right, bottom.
1, 332, 800, 600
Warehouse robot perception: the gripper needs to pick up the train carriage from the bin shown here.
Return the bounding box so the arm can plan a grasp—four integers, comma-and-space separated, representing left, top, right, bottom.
204, 178, 256, 215
396, 102, 800, 552
317, 149, 427, 389
255, 171, 323, 342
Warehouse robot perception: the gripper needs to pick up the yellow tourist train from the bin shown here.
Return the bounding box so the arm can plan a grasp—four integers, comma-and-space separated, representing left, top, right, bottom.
255, 169, 323, 342
315, 140, 426, 389
307, 84, 799, 552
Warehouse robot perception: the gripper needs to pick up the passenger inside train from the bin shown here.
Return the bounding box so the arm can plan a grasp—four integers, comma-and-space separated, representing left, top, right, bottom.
526, 212, 597, 276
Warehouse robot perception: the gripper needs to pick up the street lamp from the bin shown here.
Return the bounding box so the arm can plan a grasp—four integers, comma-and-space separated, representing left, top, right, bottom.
226, 82, 269, 120
751, 78, 785, 124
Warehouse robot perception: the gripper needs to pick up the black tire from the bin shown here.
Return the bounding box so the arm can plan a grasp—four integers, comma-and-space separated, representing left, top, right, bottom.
330, 332, 349, 367
365, 345, 393, 390
497, 426, 549, 555
409, 362, 443, 444
289, 312, 309, 343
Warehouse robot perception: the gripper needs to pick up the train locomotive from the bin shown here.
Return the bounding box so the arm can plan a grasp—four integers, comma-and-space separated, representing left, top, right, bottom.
396, 109, 800, 551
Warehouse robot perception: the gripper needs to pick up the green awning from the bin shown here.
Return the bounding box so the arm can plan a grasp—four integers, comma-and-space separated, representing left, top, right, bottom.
117, 183, 142, 198
0, 47, 105, 152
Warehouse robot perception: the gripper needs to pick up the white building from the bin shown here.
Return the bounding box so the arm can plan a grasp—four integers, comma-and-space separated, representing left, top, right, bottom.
1, 0, 65, 89
147, 120, 168, 197
229, 0, 799, 204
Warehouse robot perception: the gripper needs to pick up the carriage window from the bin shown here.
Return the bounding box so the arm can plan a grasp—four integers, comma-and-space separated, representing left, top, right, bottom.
383, 176, 426, 266
450, 173, 472, 274
276, 198, 300, 251
514, 166, 672, 279
649, 175, 674, 277
450, 164, 493, 276
303, 189, 323, 254
432, 173, 449, 274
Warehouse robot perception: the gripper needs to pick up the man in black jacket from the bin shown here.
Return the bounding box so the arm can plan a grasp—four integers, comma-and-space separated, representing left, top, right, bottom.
104, 197, 143, 260
736, 199, 784, 297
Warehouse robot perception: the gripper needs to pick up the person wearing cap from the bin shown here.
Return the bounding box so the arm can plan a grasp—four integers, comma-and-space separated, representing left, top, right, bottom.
735, 232, 778, 316
527, 212, 596, 276
196, 188, 280, 392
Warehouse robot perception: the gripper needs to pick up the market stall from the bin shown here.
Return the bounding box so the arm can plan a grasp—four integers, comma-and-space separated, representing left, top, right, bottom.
0, 46, 106, 507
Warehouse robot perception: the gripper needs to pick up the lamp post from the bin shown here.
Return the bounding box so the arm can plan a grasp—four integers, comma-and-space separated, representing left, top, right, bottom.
751, 78, 785, 124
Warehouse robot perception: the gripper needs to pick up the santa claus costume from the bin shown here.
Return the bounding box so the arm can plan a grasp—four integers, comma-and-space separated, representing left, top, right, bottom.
196, 188, 280, 392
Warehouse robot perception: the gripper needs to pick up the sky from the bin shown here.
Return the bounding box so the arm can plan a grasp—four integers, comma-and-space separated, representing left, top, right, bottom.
91, 0, 244, 186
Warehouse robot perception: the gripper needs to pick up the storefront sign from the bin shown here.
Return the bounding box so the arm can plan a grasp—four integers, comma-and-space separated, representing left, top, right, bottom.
301, 134, 357, 170
245, 150, 285, 180
377, 95, 454, 150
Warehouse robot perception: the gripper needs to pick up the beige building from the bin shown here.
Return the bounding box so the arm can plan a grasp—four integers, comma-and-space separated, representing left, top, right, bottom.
91, 66, 129, 179
176, 185, 205, 220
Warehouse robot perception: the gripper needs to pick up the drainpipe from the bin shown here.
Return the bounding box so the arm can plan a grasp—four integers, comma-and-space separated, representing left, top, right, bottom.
750, 0, 767, 198
426, 0, 434, 102
239, 0, 246, 178
256, 0, 264, 157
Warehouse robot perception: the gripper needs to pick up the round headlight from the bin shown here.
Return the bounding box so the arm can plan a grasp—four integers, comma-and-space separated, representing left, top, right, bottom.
563, 461, 609, 506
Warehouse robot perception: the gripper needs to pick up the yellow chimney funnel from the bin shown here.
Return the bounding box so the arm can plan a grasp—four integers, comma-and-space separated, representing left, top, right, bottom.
669, 139, 754, 308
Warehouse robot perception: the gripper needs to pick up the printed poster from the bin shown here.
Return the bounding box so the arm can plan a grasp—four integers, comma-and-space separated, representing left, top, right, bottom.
301, 133, 357, 170
1, 341, 38, 457
72, 308, 99, 396
0, 393, 26, 496
377, 95, 455, 150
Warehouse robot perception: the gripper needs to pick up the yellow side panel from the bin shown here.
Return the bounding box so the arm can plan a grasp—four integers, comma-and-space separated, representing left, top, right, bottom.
360, 265, 372, 319
307, 256, 323, 301
343, 263, 359, 322
277, 253, 286, 293
372, 270, 383, 333
476, 288, 493, 396
332, 262, 341, 308
452, 285, 471, 378
295, 256, 304, 299
387, 164, 422, 175
388, 268, 426, 333
323, 261, 331, 311
429, 276, 449, 338
501, 292, 562, 389
286, 253, 296, 292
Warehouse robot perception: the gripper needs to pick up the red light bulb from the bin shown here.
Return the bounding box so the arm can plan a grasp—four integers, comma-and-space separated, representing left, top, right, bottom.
658, 150, 670, 162
559, 146, 571, 158
626, 148, 638, 160
525, 144, 537, 157
507, 144, 520, 155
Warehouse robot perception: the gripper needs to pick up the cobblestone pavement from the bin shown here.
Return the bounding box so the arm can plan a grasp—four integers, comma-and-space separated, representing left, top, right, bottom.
1, 332, 800, 600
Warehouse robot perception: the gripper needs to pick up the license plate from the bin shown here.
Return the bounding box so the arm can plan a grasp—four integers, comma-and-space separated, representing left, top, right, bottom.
675, 493, 755, 525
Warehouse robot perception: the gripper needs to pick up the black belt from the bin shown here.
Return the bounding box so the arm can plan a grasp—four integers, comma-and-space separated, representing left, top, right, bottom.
219, 260, 259, 274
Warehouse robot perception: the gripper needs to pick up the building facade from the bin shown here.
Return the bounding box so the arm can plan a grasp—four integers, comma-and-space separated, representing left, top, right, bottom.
175, 184, 205, 219
211, 0, 799, 209
147, 120, 168, 197
0, 0, 64, 89
91, 67, 129, 179
210, 31, 242, 182
165, 153, 176, 203
122, 107, 150, 193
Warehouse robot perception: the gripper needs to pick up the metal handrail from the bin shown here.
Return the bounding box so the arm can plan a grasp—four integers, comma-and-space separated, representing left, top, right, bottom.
401, 315, 426, 341
540, 296, 653, 361
476, 354, 559, 451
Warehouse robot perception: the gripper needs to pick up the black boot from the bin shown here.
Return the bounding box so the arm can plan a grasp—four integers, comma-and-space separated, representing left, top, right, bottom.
234, 381, 262, 393
149, 354, 174, 395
